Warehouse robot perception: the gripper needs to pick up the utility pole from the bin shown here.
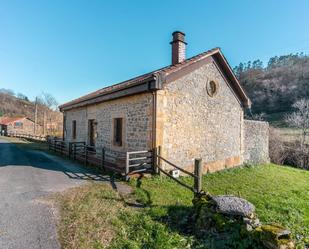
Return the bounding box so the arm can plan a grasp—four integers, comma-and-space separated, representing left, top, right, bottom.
34, 97, 38, 135
43, 111, 46, 136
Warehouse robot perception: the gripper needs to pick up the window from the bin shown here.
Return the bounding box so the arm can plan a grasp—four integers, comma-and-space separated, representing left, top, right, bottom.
113, 118, 123, 146
14, 121, 23, 129
88, 119, 97, 146
206, 80, 218, 97
72, 120, 77, 139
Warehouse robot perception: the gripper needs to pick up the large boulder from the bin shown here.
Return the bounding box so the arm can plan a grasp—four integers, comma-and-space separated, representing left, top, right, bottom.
211, 195, 255, 218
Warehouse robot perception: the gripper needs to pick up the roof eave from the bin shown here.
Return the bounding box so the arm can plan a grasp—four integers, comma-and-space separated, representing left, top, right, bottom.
59, 75, 160, 112
213, 50, 251, 108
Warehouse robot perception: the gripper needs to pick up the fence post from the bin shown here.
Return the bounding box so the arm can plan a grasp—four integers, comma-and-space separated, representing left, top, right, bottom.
125, 152, 130, 181
68, 142, 72, 158
101, 147, 105, 170
153, 147, 158, 174
194, 158, 202, 195
73, 144, 76, 160
157, 146, 162, 174
85, 146, 88, 166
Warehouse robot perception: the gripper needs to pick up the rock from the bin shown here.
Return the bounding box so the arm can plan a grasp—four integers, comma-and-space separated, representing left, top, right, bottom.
254, 224, 295, 249
258, 224, 291, 238
192, 194, 295, 248
211, 195, 255, 218
252, 218, 261, 228
243, 217, 260, 227
246, 223, 253, 232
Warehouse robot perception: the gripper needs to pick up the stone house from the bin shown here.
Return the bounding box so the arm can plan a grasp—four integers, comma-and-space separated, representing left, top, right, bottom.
59, 31, 269, 173
0, 117, 42, 136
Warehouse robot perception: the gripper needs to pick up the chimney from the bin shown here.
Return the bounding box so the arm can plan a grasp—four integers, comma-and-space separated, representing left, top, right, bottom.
170, 31, 187, 65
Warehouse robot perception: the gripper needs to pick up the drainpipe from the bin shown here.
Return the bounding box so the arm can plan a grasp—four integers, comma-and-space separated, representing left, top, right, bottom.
152, 73, 165, 149
152, 91, 157, 149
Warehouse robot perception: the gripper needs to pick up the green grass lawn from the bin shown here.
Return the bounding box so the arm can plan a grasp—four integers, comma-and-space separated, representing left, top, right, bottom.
58, 164, 309, 249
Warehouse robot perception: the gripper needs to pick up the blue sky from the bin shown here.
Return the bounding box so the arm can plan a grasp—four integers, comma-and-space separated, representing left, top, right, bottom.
1, 0, 309, 104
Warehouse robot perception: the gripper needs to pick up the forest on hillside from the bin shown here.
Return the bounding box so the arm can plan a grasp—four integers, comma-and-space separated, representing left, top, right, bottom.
234, 53, 309, 124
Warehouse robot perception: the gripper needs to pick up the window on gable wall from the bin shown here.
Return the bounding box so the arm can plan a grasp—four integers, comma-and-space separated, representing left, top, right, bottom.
113, 118, 123, 146
72, 120, 76, 139
14, 121, 23, 129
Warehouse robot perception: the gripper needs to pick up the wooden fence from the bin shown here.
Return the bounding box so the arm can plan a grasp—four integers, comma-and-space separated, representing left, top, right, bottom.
125, 150, 153, 180
154, 146, 203, 195
48, 139, 126, 173
46, 138, 204, 193
48, 138, 156, 177
7, 132, 46, 141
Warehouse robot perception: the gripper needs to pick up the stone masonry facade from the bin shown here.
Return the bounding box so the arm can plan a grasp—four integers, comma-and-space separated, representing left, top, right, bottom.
156, 62, 244, 173
64, 93, 153, 159
63, 61, 269, 172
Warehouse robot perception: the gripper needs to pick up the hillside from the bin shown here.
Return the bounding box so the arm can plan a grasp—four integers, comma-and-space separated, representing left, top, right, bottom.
0, 92, 63, 134
0, 92, 37, 119
234, 53, 309, 125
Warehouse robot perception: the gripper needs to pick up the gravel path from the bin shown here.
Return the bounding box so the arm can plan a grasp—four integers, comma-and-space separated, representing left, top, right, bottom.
0, 138, 112, 249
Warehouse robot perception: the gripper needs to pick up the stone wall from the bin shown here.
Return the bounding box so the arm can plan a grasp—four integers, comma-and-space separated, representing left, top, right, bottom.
64, 93, 153, 158
156, 61, 244, 173
243, 120, 269, 164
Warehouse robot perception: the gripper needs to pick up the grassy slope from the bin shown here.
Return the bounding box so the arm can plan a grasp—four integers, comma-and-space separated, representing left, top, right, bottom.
58, 164, 309, 248
133, 164, 309, 236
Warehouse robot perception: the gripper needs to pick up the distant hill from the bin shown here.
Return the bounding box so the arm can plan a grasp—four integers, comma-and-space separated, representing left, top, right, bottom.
0, 92, 62, 134
234, 53, 309, 125
0, 92, 36, 119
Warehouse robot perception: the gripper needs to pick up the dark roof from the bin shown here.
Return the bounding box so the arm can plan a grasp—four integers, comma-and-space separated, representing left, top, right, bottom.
0, 117, 27, 125
59, 48, 251, 110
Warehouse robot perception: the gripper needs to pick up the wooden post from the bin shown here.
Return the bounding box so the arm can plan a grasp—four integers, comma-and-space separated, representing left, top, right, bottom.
194, 158, 202, 195
125, 152, 130, 181
43, 111, 46, 136
101, 147, 105, 170
157, 146, 162, 175
68, 142, 72, 158
85, 146, 88, 166
73, 144, 76, 160
34, 97, 38, 135
152, 147, 158, 174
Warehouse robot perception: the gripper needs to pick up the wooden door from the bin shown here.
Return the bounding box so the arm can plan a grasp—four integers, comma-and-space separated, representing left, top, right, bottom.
88, 119, 96, 146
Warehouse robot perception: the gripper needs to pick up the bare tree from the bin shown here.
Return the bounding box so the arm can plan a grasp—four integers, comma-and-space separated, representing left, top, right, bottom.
34, 92, 62, 136
42, 92, 58, 110
17, 93, 29, 101
36, 92, 58, 110
285, 99, 309, 149
285, 99, 309, 168
269, 127, 286, 165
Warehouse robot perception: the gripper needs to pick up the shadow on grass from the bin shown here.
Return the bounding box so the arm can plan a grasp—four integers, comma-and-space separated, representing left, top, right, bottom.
132, 175, 197, 236
127, 175, 262, 249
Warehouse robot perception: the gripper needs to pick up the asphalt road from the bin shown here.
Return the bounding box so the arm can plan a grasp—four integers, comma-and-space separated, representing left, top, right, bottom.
0, 138, 109, 249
